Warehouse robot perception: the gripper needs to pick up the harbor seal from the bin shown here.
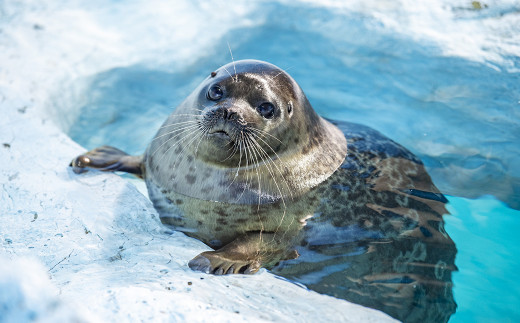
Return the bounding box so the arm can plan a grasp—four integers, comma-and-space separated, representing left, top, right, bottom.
71, 59, 456, 321
72, 59, 348, 273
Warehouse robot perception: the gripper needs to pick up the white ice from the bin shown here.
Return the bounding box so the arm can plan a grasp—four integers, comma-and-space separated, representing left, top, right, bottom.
0, 0, 398, 322
2, 0, 517, 321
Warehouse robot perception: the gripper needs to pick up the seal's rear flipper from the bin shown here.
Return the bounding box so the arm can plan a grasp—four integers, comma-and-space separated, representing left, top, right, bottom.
70, 145, 144, 178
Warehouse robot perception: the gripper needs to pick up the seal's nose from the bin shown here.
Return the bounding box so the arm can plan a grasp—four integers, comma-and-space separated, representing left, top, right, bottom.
215, 107, 238, 121
224, 109, 238, 121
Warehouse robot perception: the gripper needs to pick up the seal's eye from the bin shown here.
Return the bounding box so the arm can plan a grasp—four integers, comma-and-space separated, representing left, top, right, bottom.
257, 102, 275, 119
207, 85, 223, 101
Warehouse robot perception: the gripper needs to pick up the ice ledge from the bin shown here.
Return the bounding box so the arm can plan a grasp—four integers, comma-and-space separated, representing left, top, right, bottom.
0, 100, 396, 323
0, 1, 395, 321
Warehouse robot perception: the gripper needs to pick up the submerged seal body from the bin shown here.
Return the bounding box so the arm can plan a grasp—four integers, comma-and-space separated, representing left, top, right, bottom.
71, 60, 456, 321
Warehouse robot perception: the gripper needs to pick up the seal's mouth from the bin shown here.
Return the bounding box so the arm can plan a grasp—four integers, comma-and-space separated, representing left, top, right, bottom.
208, 127, 232, 141
209, 129, 230, 139
207, 119, 237, 141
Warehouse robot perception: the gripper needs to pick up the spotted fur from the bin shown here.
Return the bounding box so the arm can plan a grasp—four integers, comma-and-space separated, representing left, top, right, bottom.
70, 60, 456, 322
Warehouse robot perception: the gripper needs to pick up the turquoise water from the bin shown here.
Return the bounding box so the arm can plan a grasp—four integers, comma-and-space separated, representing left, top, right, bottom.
446, 196, 520, 322
67, 2, 520, 321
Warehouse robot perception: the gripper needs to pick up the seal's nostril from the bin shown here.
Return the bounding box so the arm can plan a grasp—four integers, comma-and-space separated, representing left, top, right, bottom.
216, 108, 237, 121
227, 111, 237, 120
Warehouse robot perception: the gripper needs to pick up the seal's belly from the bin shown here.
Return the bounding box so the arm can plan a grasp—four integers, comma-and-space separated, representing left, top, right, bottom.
146, 179, 314, 249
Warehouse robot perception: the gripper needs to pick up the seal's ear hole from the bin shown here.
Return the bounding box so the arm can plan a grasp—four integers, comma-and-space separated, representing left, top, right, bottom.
287, 101, 293, 115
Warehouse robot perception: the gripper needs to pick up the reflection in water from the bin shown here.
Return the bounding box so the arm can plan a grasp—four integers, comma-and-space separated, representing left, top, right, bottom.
272, 121, 457, 323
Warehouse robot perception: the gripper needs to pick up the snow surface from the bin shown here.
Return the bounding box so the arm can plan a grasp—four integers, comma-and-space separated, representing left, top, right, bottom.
0, 1, 397, 322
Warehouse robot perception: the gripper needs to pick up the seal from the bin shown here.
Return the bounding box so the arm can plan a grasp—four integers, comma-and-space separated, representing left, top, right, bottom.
72, 59, 348, 273
71, 60, 456, 321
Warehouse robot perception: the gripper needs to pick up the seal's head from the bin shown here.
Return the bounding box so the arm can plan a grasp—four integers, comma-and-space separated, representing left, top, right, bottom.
145, 60, 347, 204
195, 60, 320, 166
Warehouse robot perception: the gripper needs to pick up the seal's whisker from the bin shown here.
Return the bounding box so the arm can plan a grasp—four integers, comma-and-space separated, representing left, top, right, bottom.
244, 135, 265, 230
249, 130, 290, 167
227, 42, 238, 83
156, 120, 201, 131
272, 208, 294, 244
265, 67, 293, 90
243, 135, 256, 193
221, 137, 240, 163
160, 116, 202, 123
166, 106, 204, 112
193, 124, 211, 158
241, 132, 257, 197
234, 131, 253, 203
150, 123, 200, 152
153, 120, 199, 130
248, 127, 283, 144
248, 131, 293, 199
225, 133, 245, 193
150, 123, 201, 143
163, 123, 208, 168
152, 124, 201, 162
184, 107, 204, 112
261, 66, 293, 95
247, 136, 291, 242
227, 139, 240, 154
244, 135, 262, 206
168, 127, 207, 169
248, 135, 288, 209
247, 136, 280, 246
247, 134, 281, 209
160, 113, 202, 119
197, 104, 213, 111
249, 130, 290, 168
269, 66, 293, 81
222, 66, 235, 81
158, 129, 200, 167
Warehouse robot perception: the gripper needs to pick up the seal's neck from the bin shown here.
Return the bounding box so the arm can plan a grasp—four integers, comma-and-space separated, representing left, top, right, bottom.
145, 116, 347, 205
256, 117, 347, 196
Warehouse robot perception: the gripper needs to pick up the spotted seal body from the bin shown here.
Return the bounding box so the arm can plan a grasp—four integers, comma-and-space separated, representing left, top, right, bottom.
144, 60, 345, 260
71, 60, 456, 321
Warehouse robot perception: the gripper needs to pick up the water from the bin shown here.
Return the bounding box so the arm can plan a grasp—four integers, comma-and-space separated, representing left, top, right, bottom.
66, 1, 520, 321
445, 196, 520, 322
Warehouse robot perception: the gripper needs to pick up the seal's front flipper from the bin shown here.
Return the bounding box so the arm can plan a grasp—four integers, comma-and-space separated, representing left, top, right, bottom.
189, 250, 261, 275
70, 145, 144, 178
188, 233, 299, 275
